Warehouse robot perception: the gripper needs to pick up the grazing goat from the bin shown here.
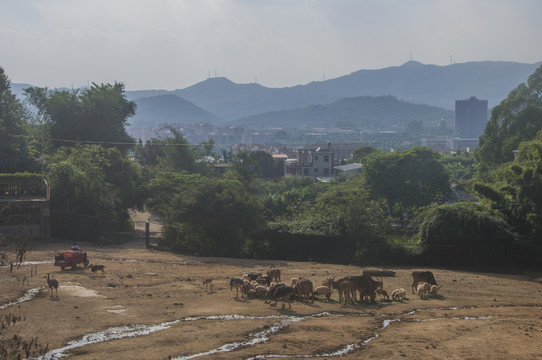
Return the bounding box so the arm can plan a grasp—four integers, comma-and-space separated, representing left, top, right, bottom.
269, 283, 295, 309
417, 282, 431, 298
375, 287, 390, 300
290, 278, 299, 287
295, 278, 314, 302
46, 273, 59, 298
230, 278, 244, 299
89, 264, 105, 275
332, 275, 378, 303
329, 278, 356, 303
430, 284, 442, 296
244, 271, 262, 281
203, 278, 213, 293
266, 265, 281, 283
253, 285, 269, 298
337, 280, 357, 304
241, 280, 253, 299
314, 285, 332, 300
391, 288, 406, 301
372, 276, 389, 300
256, 275, 271, 287
411, 271, 437, 294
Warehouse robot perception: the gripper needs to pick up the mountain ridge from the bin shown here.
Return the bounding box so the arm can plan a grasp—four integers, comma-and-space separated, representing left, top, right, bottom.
129, 60, 542, 121
11, 60, 541, 128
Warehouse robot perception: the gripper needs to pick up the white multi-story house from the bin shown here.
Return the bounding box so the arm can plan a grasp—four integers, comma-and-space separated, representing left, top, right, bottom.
284, 145, 334, 179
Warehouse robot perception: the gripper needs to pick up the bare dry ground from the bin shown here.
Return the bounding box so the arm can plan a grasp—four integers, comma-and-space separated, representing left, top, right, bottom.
2, 239, 542, 360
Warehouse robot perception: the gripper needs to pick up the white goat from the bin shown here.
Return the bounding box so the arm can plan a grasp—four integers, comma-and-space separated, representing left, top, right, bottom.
391, 288, 406, 301
314, 285, 332, 299
417, 282, 431, 298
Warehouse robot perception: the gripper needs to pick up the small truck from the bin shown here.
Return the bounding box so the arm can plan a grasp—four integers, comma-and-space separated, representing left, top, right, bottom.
54, 250, 89, 270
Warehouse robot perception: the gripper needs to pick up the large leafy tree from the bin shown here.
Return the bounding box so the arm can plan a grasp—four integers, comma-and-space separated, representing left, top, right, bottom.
274, 177, 392, 263
0, 67, 33, 172
261, 176, 330, 218
135, 127, 218, 177
411, 202, 518, 268
473, 133, 542, 243
47, 145, 143, 240
351, 145, 379, 163
146, 172, 264, 256
25, 82, 135, 150
230, 150, 277, 185
476, 64, 542, 171
364, 146, 450, 214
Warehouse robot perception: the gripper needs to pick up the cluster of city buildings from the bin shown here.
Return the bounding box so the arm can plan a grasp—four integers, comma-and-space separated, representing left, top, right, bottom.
127, 97, 489, 179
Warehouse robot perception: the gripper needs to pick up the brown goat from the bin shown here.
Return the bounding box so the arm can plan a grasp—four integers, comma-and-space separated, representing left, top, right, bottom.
332, 275, 379, 303
268, 283, 295, 309
266, 265, 281, 283
89, 264, 105, 275
230, 278, 244, 299
203, 278, 213, 293
295, 278, 314, 302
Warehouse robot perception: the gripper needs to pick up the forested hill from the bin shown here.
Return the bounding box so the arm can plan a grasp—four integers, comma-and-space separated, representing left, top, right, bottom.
229, 95, 453, 130
129, 94, 223, 127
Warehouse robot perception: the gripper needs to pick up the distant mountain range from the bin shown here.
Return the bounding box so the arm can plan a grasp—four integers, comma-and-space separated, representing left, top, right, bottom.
12, 60, 541, 130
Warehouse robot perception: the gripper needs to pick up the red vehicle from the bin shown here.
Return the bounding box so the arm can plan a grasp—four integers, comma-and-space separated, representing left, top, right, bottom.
54, 250, 89, 270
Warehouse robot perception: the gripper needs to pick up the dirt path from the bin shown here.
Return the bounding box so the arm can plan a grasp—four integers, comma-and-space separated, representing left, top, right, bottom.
1, 240, 542, 359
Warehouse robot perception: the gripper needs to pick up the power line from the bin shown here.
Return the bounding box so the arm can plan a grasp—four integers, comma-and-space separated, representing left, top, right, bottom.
7, 133, 220, 147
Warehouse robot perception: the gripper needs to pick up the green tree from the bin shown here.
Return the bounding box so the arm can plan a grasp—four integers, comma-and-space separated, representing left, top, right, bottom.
135, 127, 197, 175
411, 202, 518, 268
47, 145, 143, 240
476, 64, 542, 171
24, 83, 136, 150
231, 150, 276, 184
146, 172, 264, 256
278, 177, 392, 263
79, 83, 135, 144
439, 152, 476, 184
261, 176, 330, 217
474, 135, 542, 243
0, 67, 33, 172
364, 146, 450, 214
351, 145, 379, 163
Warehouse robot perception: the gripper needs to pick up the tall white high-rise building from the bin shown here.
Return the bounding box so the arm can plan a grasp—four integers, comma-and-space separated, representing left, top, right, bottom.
454, 97, 488, 138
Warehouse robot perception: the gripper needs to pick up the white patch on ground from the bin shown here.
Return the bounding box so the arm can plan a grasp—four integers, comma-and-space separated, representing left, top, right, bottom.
0, 287, 43, 309
106, 305, 128, 314
37, 310, 494, 360
59, 285, 102, 298
0, 260, 53, 267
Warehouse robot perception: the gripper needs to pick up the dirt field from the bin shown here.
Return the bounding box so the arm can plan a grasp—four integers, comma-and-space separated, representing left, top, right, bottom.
2, 239, 542, 360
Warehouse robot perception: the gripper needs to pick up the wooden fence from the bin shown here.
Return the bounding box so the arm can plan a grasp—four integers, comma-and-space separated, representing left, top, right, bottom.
0, 179, 47, 198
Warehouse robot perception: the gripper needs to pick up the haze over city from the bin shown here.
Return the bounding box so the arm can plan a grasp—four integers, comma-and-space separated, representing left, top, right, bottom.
2, 0, 541, 90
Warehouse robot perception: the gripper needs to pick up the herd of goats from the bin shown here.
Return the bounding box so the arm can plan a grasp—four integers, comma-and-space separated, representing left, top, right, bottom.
221, 265, 442, 309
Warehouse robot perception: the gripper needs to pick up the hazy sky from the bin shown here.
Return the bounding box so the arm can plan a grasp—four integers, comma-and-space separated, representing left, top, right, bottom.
2, 0, 541, 90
